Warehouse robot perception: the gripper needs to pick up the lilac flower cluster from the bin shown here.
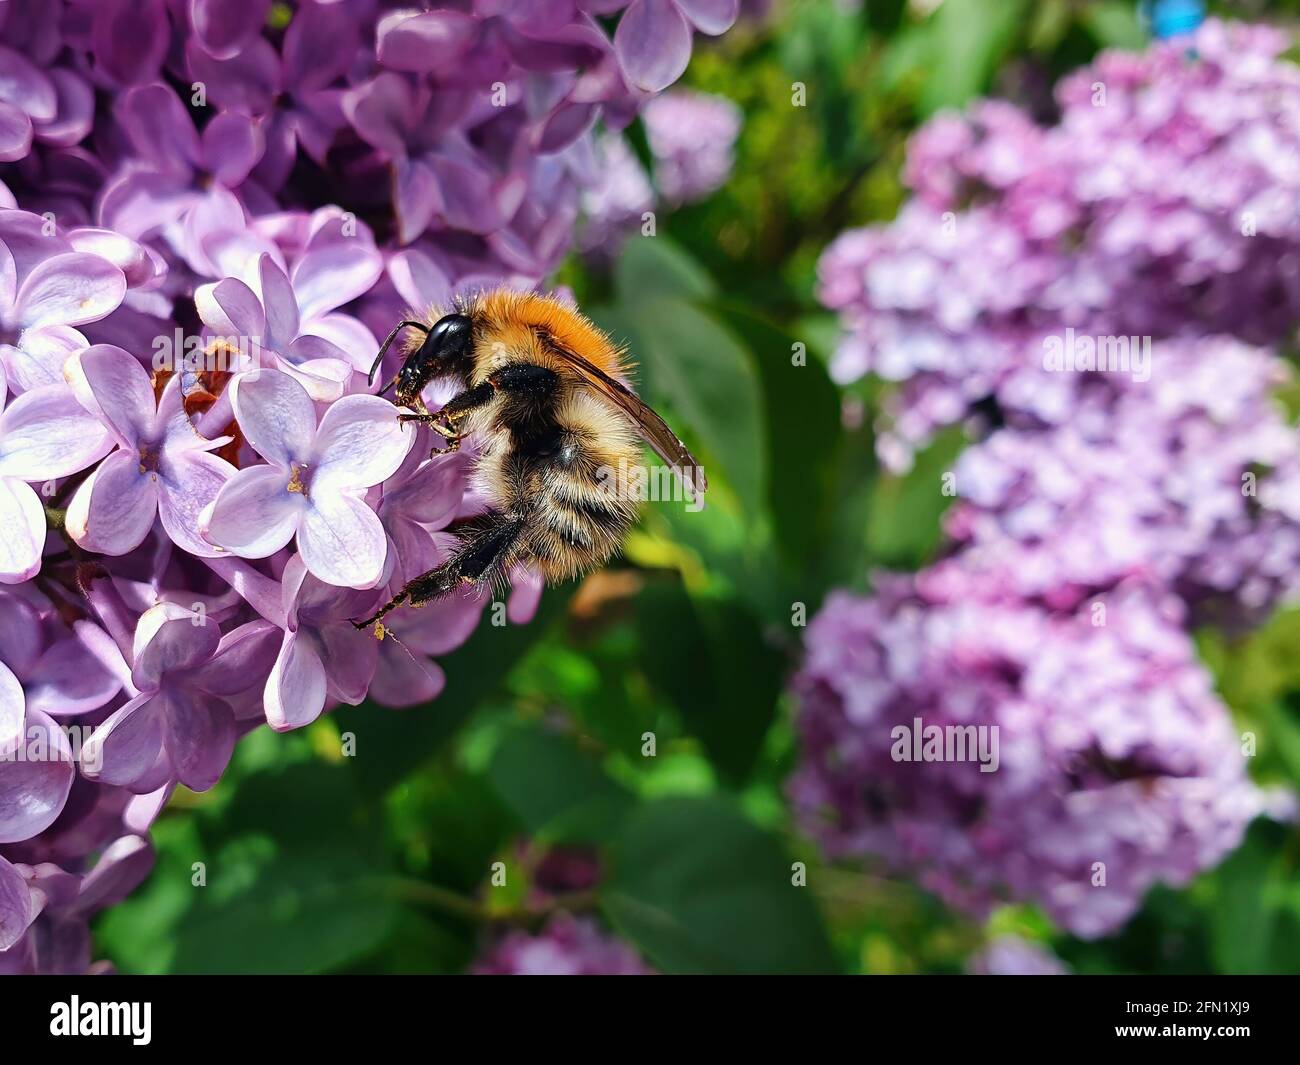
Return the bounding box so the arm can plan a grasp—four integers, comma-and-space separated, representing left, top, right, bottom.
820, 20, 1300, 457
0, 0, 727, 972
473, 913, 654, 975
577, 87, 742, 255
791, 581, 1272, 938
797, 21, 1299, 939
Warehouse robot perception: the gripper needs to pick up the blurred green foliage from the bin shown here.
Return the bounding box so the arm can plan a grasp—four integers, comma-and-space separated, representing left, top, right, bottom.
97, 0, 1300, 974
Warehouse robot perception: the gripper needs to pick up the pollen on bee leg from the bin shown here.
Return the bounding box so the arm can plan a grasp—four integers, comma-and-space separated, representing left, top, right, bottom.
372, 620, 388, 641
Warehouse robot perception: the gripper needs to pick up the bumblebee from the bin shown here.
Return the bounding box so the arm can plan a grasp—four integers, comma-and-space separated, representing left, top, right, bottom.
353, 289, 706, 632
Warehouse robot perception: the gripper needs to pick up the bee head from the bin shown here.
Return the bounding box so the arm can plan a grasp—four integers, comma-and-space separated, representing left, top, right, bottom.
393, 313, 473, 406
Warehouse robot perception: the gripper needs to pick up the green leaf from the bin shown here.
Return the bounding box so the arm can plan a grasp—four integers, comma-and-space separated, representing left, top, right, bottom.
634, 581, 783, 784
614, 237, 715, 303
1081, 2, 1146, 50
100, 762, 402, 974
487, 724, 634, 842
1210, 819, 1284, 975
603, 796, 839, 974
866, 425, 965, 569
919, 0, 1027, 115
334, 584, 575, 798
626, 295, 767, 517
711, 303, 843, 570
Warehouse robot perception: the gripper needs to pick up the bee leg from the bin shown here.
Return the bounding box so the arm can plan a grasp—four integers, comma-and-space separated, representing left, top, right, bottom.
351, 512, 527, 633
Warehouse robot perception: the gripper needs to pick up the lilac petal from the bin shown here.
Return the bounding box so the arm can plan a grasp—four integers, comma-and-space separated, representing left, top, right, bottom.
615, 0, 692, 93
74, 835, 154, 914
316, 621, 378, 704
387, 248, 453, 309
369, 642, 444, 707
677, 0, 739, 34
161, 687, 235, 792
0, 100, 32, 162
0, 709, 74, 843
304, 314, 377, 372
24, 635, 122, 718
81, 694, 164, 788
0, 593, 42, 675
394, 157, 441, 245
376, 11, 477, 73
0, 478, 45, 584
191, 0, 272, 61
201, 463, 302, 557
0, 855, 35, 950
384, 450, 468, 526
230, 368, 317, 465
33, 70, 94, 147
201, 111, 264, 187
64, 450, 158, 556
184, 37, 281, 113
292, 244, 384, 321
264, 630, 327, 731
273, 350, 353, 403
342, 72, 415, 157
96, 169, 197, 241
429, 154, 502, 234
66, 229, 154, 288
0, 211, 69, 284
190, 620, 281, 695
158, 450, 238, 558
299, 490, 389, 588
6, 325, 83, 395
396, 580, 487, 656
91, 0, 170, 86
178, 186, 252, 276
0, 384, 114, 481
508, 566, 544, 624
0, 45, 56, 122
131, 605, 221, 694
0, 238, 14, 308
194, 276, 267, 339
13, 252, 127, 329
68, 344, 155, 447
387, 518, 438, 587
0, 662, 22, 755
114, 83, 201, 174
284, 0, 356, 93
257, 254, 299, 351
538, 102, 598, 153
0, 178, 13, 210
313, 394, 413, 491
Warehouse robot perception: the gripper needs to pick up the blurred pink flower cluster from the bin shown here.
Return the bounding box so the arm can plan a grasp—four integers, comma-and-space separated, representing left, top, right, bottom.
800, 20, 1299, 938
0, 0, 731, 972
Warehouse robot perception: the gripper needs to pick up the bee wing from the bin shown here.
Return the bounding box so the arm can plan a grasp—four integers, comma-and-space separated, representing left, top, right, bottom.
547, 343, 707, 502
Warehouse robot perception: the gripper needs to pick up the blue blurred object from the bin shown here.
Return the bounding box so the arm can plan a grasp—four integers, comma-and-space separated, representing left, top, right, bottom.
1140, 0, 1206, 39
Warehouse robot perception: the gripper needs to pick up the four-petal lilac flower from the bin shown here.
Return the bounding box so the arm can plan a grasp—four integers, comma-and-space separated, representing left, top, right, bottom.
81, 603, 239, 794
202, 369, 413, 589
64, 344, 237, 558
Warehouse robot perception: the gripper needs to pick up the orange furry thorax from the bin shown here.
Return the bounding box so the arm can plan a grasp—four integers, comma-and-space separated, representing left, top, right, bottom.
405, 290, 628, 386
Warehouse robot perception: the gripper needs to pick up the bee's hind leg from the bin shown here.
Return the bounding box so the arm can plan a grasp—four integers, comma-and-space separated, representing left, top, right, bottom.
352, 511, 528, 635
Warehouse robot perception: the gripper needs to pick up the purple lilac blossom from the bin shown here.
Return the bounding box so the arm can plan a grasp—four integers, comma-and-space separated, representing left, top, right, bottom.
790, 581, 1271, 939
801, 20, 1300, 943
0, 0, 720, 972
473, 913, 655, 975
818, 20, 1300, 460
967, 936, 1070, 976
642, 88, 742, 204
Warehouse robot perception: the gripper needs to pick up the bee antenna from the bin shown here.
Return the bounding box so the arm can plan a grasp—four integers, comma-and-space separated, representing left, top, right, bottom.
368, 320, 429, 389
